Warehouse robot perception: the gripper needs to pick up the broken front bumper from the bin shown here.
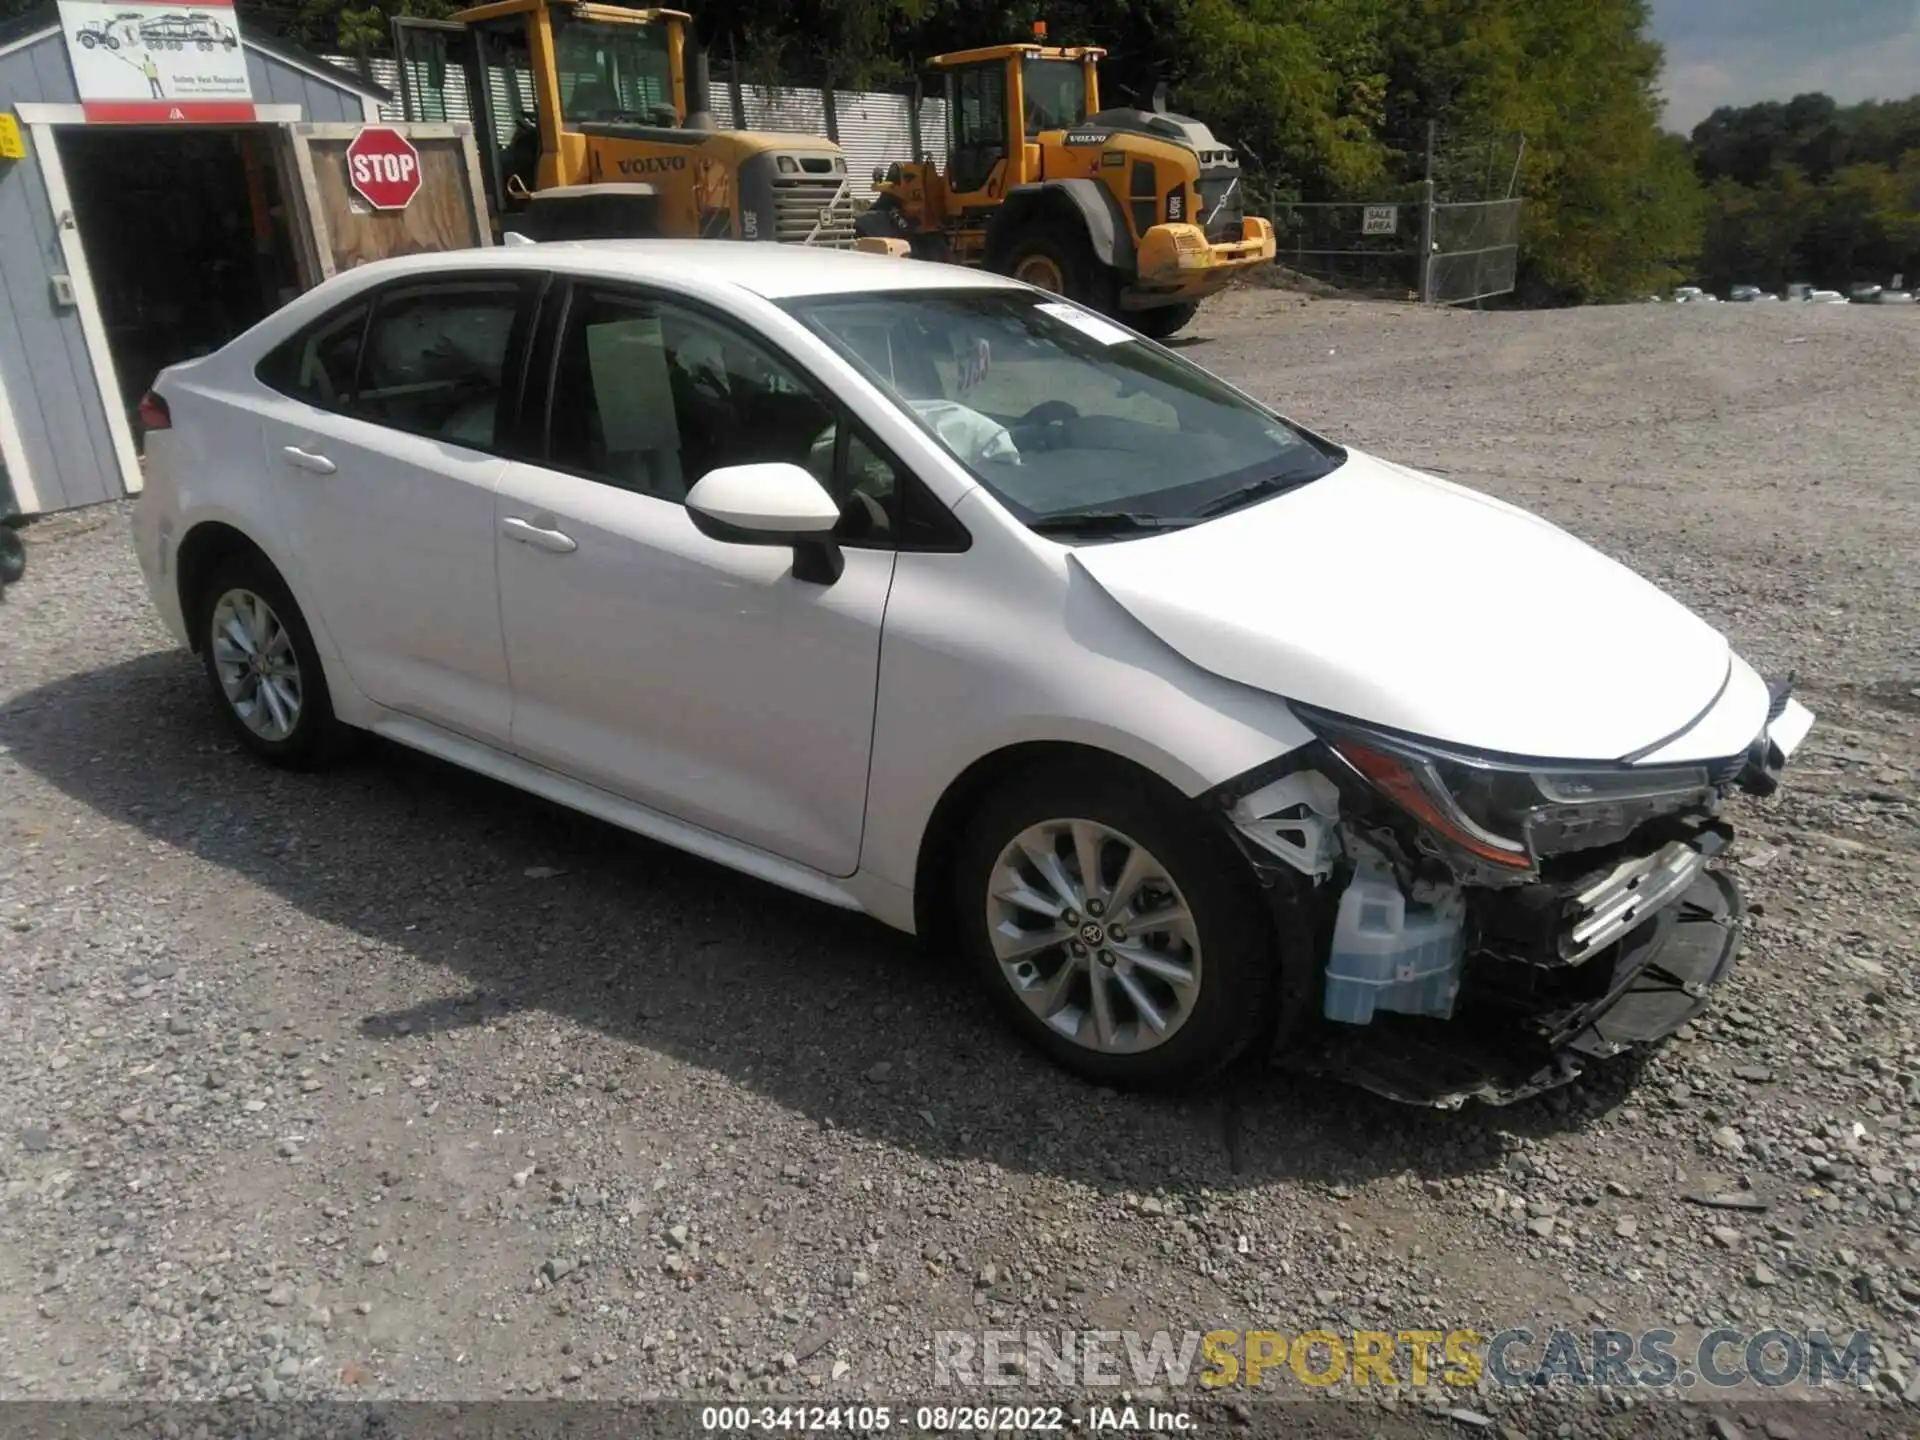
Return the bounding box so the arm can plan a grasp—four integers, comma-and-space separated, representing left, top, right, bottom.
1252, 680, 1815, 1107
1288, 842, 1744, 1108
1127, 217, 1277, 306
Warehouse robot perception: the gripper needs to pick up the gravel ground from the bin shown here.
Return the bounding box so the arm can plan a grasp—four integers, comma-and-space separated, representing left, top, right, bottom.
1, 293, 1916, 1438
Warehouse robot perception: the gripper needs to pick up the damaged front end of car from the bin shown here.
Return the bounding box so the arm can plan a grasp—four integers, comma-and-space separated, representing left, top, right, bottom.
1208, 682, 1817, 1107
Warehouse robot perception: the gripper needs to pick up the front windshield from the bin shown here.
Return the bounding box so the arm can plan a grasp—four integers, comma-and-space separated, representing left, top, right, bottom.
551, 14, 676, 125
1022, 58, 1088, 134
783, 290, 1343, 533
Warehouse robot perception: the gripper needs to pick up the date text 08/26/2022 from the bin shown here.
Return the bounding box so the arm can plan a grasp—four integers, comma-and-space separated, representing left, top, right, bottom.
699, 1405, 1174, 1433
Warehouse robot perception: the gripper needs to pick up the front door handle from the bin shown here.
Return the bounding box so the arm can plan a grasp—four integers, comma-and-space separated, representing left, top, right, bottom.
500, 515, 578, 554
281, 445, 336, 475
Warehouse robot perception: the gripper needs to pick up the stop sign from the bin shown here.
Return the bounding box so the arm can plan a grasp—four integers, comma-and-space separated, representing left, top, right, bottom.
346, 127, 423, 211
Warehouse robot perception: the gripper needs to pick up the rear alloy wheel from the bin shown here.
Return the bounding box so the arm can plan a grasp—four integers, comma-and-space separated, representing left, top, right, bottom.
196, 551, 345, 768
955, 767, 1284, 1089
209, 588, 304, 743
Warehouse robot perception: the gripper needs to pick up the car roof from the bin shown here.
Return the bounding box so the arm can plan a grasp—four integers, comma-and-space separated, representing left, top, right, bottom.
329, 240, 1026, 303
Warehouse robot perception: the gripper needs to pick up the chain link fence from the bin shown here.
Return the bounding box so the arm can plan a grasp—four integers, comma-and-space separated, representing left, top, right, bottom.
1255, 197, 1424, 297
1245, 127, 1525, 304
1427, 197, 1523, 304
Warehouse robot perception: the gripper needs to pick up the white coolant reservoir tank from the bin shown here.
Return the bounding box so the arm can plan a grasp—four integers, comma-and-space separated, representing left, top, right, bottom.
1322, 854, 1465, 1024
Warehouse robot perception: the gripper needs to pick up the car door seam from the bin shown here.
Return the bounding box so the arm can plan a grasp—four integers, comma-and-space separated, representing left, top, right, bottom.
851, 551, 903, 879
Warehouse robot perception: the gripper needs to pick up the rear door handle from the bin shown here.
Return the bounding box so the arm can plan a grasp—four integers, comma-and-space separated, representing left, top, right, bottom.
500, 515, 578, 554
281, 445, 336, 475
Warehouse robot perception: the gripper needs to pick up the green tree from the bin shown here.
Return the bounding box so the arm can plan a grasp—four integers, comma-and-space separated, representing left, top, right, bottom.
1692, 95, 1920, 291
1170, 0, 1389, 193
1369, 0, 1701, 299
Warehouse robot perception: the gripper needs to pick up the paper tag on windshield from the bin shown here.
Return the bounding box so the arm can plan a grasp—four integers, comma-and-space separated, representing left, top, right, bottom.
1036, 301, 1133, 346
957, 336, 991, 390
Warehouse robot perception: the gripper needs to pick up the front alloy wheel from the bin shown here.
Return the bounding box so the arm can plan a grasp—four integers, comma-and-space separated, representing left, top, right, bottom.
210, 587, 303, 742
955, 765, 1290, 1089
988, 819, 1202, 1055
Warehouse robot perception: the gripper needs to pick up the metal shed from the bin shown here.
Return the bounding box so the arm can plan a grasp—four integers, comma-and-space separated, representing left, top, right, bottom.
0, 3, 388, 517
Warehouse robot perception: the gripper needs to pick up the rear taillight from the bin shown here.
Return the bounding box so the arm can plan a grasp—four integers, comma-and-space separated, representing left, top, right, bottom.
138, 391, 171, 430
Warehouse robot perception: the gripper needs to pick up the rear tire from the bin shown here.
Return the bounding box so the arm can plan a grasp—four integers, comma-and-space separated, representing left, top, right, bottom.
193, 551, 347, 770
953, 762, 1289, 1090
1132, 301, 1200, 341
995, 219, 1118, 318
0, 527, 23, 588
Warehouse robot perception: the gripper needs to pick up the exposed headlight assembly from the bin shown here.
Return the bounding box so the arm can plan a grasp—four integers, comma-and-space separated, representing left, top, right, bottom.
1296, 708, 1714, 879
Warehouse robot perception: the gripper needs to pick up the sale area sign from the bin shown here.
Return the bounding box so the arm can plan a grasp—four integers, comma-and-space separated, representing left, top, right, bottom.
57, 0, 254, 122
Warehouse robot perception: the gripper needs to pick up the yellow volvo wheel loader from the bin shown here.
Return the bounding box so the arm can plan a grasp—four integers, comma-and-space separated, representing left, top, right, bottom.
857, 31, 1276, 338
393, 1, 858, 246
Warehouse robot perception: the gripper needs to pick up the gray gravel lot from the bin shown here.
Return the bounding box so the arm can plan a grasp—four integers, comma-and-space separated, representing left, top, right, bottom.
1, 293, 1916, 1437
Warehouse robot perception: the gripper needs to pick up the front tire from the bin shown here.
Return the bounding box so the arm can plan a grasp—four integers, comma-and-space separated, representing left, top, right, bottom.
995, 219, 1118, 318
0, 527, 24, 588
1132, 301, 1200, 341
194, 552, 345, 769
954, 764, 1285, 1089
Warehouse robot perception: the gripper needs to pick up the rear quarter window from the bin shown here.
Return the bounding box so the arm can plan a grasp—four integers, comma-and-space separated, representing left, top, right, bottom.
256, 302, 369, 411
349, 281, 522, 447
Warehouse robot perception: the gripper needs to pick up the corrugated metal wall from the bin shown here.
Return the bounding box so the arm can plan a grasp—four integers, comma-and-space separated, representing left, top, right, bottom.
834, 90, 948, 197
245, 50, 373, 121
337, 51, 949, 200
737, 81, 827, 137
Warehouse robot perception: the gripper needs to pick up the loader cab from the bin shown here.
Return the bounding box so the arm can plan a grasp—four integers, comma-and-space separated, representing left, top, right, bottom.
928, 42, 1103, 207
395, 0, 690, 217
1019, 52, 1094, 135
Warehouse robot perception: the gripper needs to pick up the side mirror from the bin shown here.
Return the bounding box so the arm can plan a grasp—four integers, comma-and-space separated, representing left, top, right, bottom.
685, 462, 846, 584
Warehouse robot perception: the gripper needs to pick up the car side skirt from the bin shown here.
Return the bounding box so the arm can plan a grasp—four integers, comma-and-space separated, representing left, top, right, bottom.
373, 714, 874, 918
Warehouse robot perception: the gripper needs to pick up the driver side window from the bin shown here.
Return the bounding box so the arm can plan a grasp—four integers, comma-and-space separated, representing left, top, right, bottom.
544, 286, 902, 545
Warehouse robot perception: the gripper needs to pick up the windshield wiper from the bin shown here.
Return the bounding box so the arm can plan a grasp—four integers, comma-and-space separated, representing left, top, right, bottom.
1193, 470, 1320, 518
1028, 510, 1196, 536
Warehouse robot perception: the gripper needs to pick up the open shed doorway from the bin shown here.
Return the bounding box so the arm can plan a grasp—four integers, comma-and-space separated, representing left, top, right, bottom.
55, 126, 304, 437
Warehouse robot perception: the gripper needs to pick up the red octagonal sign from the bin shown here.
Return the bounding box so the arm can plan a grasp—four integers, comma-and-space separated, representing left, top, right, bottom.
346, 127, 423, 211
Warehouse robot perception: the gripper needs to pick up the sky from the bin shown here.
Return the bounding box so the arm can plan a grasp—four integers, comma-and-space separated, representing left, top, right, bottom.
1651, 0, 1920, 133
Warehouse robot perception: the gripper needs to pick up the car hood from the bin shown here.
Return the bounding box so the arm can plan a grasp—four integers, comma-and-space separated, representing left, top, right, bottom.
1068, 449, 1732, 761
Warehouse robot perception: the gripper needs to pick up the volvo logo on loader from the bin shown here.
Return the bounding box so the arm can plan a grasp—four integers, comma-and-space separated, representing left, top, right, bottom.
618, 155, 688, 176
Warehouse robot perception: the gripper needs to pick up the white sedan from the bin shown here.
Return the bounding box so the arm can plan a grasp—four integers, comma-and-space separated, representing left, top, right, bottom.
133, 241, 1814, 1104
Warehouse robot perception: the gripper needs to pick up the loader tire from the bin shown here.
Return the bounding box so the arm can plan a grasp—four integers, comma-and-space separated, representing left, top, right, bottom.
996, 219, 1117, 317
1132, 301, 1200, 341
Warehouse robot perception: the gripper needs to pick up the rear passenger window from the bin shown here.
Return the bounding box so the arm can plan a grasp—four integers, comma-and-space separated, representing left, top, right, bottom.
257, 303, 367, 410
350, 281, 523, 449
